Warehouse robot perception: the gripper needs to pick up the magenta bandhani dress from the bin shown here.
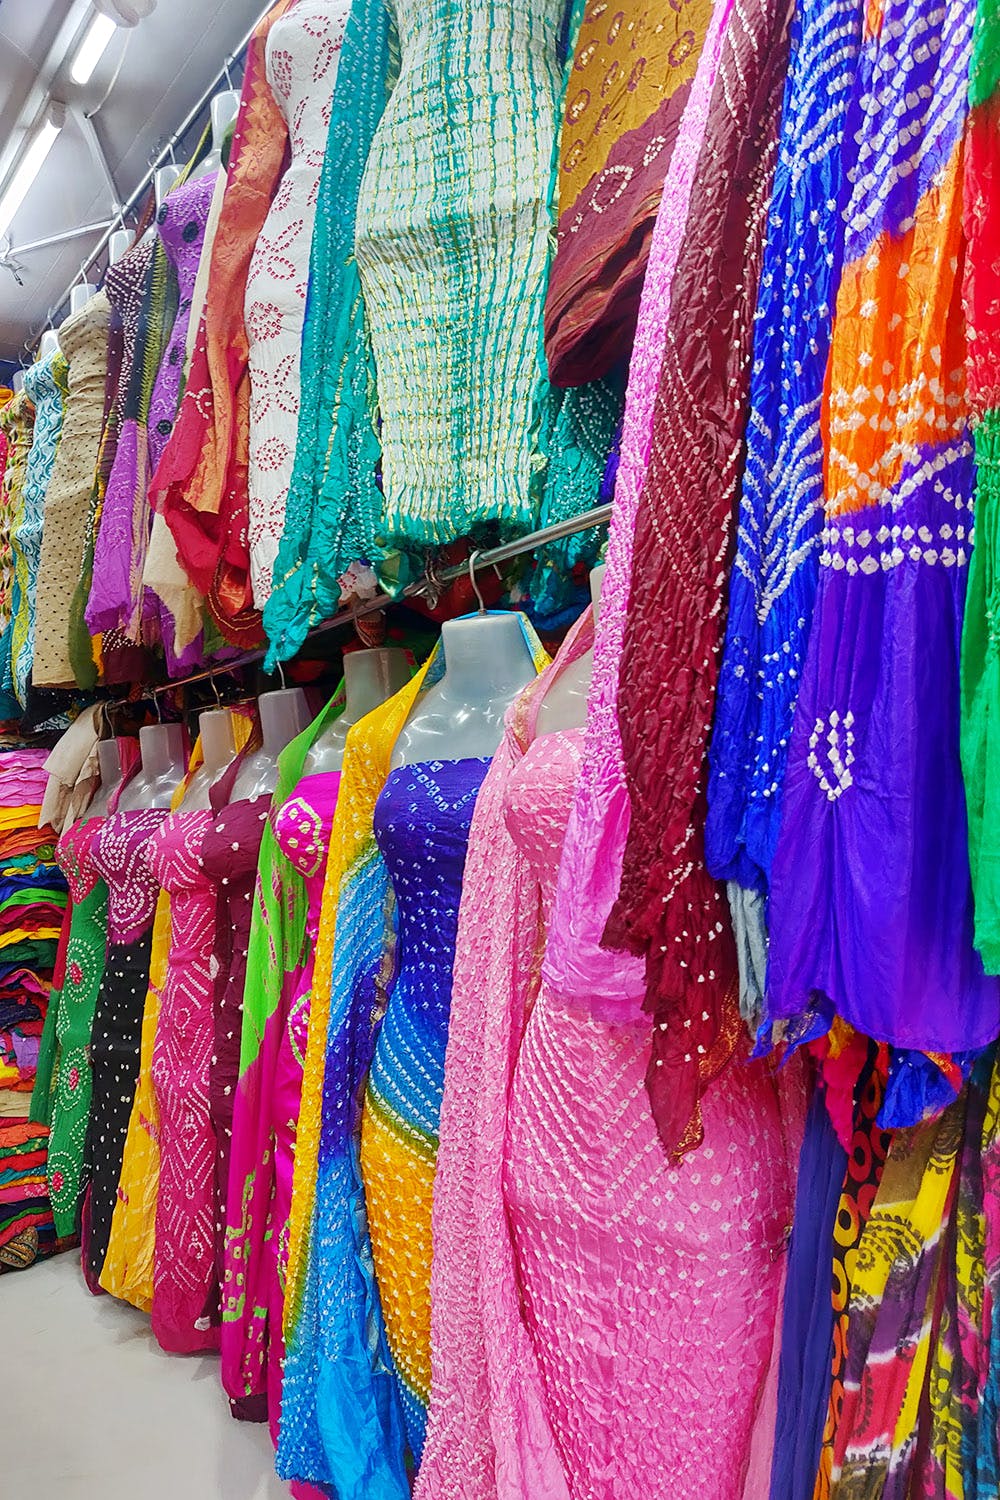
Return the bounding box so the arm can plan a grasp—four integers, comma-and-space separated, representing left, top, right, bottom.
146, 808, 219, 1354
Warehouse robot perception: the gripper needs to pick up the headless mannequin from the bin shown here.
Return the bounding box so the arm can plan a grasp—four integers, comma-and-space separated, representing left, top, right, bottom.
305, 648, 411, 775
230, 688, 311, 801
38, 330, 59, 361
534, 563, 605, 738
117, 723, 187, 811
108, 228, 133, 266
11, 371, 24, 394
190, 91, 240, 180
70, 283, 97, 315
179, 708, 238, 811
87, 739, 126, 819
391, 614, 537, 768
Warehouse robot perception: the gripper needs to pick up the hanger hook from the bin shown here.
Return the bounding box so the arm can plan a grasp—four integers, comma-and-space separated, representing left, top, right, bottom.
468, 549, 487, 615
210, 671, 223, 709
276, 659, 287, 691
152, 688, 163, 724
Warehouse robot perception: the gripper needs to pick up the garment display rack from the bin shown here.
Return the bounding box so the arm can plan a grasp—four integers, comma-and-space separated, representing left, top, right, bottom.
150, 501, 613, 695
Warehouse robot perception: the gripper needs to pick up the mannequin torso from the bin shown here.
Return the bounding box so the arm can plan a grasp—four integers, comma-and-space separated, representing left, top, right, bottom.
391, 614, 537, 767
88, 738, 125, 819
117, 723, 187, 811
179, 708, 239, 811
231, 688, 311, 801
534, 563, 604, 738
305, 647, 410, 775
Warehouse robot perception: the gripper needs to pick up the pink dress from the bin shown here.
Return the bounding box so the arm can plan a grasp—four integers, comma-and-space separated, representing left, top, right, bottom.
146, 809, 219, 1354
417, 614, 802, 1500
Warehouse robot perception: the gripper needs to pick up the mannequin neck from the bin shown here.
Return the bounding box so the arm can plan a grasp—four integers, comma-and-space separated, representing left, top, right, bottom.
199, 708, 236, 777
259, 688, 310, 760
438, 615, 533, 702
140, 723, 185, 780
343, 648, 410, 725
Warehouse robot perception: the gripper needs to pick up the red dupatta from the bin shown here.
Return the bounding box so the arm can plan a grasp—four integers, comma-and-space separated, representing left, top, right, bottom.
151, 0, 296, 647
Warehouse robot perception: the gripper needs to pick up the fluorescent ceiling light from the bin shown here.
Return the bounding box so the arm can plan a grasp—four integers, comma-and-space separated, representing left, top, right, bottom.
69, 11, 118, 86
0, 115, 64, 241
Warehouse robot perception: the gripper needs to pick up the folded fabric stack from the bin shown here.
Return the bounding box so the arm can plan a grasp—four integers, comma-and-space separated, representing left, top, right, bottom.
0, 748, 69, 1271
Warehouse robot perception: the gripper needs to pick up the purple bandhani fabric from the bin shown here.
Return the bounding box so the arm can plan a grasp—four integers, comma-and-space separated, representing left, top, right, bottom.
767, 0, 1000, 1057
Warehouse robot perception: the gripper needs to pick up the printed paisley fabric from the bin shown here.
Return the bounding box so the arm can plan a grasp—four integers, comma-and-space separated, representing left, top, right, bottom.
245, 0, 348, 609
767, 0, 1000, 1059
544, 0, 712, 387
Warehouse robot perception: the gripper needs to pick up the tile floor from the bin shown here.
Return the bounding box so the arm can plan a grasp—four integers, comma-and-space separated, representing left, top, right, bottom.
5, 1249, 291, 1498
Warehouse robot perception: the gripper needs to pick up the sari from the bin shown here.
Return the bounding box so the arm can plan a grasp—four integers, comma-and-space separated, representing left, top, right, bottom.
280, 616, 546, 1497
606, 0, 793, 1156
960, 0, 1000, 969
221, 683, 346, 1418
153, 0, 295, 647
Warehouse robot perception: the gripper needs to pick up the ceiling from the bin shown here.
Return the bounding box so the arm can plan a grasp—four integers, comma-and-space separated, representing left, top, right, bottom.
0, 0, 268, 362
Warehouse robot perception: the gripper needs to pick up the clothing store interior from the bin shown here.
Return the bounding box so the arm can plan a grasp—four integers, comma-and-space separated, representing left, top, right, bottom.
1, 0, 998, 1495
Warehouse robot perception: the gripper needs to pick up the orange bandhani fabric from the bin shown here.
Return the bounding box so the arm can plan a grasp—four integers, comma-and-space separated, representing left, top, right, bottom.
151, 0, 295, 647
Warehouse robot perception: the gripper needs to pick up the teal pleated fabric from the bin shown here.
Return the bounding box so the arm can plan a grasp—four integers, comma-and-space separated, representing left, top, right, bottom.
262, 0, 396, 669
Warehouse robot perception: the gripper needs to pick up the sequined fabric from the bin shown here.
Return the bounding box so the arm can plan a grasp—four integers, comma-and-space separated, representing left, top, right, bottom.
146, 809, 219, 1353
365, 756, 489, 1455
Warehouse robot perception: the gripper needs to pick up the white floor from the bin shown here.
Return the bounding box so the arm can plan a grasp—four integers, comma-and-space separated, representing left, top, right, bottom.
4, 1249, 292, 1498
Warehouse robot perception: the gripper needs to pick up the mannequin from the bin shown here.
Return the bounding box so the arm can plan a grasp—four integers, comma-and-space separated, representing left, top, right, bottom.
70, 283, 97, 314
191, 91, 240, 180
11, 371, 24, 394
108, 228, 133, 265
117, 723, 186, 811
391, 614, 537, 767
305, 648, 410, 774
155, 164, 181, 211
179, 708, 238, 811
38, 329, 60, 361
534, 563, 605, 737
231, 688, 311, 800
87, 738, 126, 819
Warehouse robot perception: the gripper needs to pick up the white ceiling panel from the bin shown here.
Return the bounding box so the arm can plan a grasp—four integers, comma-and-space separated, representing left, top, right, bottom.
0, 0, 267, 361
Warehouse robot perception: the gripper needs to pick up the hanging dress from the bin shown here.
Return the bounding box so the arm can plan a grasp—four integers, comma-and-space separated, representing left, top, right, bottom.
245, 0, 349, 610
222, 687, 345, 1440
33, 292, 110, 688
8, 351, 68, 710
0, 390, 36, 712
83, 806, 167, 1284
767, 0, 1000, 1058
146, 808, 220, 1353
417, 611, 803, 1500
42, 815, 108, 1241
352, 0, 563, 574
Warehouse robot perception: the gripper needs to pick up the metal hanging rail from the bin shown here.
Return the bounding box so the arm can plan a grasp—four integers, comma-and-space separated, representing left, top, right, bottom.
151, 502, 613, 696
30, 1, 274, 345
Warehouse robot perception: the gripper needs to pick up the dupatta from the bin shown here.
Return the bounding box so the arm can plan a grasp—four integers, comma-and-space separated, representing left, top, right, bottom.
280, 615, 547, 1498
415, 613, 596, 1500
153, 0, 295, 646
221, 682, 346, 1412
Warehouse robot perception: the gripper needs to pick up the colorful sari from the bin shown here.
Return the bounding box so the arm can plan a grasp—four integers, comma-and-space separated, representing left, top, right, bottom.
959, 0, 1000, 970
221, 683, 345, 1419
280, 617, 546, 1498
153, 0, 295, 646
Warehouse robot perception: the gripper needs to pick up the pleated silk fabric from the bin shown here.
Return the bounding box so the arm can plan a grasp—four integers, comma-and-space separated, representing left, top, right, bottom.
353, 0, 562, 572
605, 0, 793, 1156
33, 293, 110, 688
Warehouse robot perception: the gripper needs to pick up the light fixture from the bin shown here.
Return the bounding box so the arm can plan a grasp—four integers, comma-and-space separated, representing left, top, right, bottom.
0, 105, 66, 242
69, 10, 119, 86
